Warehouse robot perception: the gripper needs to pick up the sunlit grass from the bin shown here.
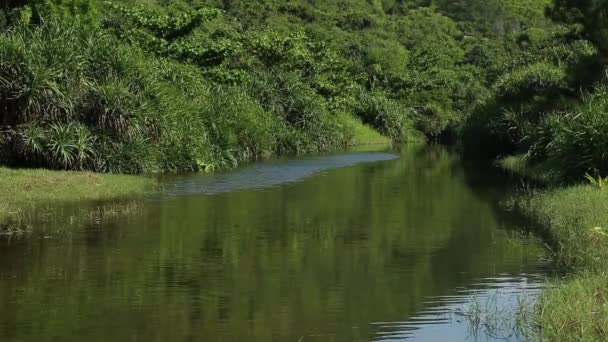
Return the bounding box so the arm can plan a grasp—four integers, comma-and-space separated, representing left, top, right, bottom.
518, 185, 608, 271
539, 272, 608, 342
514, 184, 608, 340
350, 119, 391, 146
0, 167, 155, 234
0, 167, 155, 203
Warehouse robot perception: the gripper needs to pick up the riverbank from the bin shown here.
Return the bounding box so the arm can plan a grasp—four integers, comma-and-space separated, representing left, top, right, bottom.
0, 130, 391, 236
0, 167, 156, 234
502, 159, 608, 340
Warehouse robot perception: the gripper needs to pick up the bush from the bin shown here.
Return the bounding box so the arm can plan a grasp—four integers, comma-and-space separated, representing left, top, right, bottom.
204, 86, 283, 164
494, 62, 568, 101
537, 88, 608, 179
352, 93, 418, 142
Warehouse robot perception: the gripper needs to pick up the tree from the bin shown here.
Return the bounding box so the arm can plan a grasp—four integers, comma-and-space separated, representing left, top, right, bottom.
548, 0, 608, 58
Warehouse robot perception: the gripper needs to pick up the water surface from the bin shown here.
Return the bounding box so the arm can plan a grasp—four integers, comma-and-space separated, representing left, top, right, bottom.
0, 146, 548, 341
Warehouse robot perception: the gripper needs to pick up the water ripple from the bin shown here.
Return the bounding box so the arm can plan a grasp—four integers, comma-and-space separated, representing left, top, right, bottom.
160, 152, 398, 197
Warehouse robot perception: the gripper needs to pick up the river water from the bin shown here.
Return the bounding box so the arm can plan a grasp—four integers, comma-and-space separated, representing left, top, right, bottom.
0, 146, 549, 341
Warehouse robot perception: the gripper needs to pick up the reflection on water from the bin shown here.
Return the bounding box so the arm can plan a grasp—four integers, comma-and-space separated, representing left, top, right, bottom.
0, 146, 548, 341
161, 152, 398, 196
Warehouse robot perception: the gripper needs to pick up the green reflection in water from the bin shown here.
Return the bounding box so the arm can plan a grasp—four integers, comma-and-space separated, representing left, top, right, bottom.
0, 146, 546, 341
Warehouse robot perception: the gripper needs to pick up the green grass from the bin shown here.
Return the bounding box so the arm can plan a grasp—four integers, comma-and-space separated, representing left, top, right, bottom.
349, 118, 391, 146
518, 185, 608, 271
0, 167, 156, 234
539, 272, 608, 342
514, 184, 608, 340
0, 167, 155, 203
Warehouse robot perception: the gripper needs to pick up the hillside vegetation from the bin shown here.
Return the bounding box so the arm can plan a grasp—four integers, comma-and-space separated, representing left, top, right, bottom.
1, 0, 555, 173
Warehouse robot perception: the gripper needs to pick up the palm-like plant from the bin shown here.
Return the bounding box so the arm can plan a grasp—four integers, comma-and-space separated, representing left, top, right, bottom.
21, 123, 46, 156
585, 173, 608, 190
47, 123, 77, 169
73, 123, 95, 169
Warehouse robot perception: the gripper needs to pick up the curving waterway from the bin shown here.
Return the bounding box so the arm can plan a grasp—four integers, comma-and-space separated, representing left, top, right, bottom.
0, 146, 550, 341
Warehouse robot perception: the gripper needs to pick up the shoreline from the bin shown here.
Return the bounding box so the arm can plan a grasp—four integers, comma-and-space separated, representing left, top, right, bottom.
4, 148, 605, 340
0, 167, 157, 235
499, 157, 608, 340
0, 137, 392, 235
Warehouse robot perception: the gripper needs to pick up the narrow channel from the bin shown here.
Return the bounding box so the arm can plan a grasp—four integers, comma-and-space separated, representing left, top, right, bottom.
0, 146, 550, 341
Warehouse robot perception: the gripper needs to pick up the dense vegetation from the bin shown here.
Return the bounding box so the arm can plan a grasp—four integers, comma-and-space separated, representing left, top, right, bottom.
0, 0, 554, 173
2, 1, 606, 179
465, 3, 608, 341
463, 0, 608, 181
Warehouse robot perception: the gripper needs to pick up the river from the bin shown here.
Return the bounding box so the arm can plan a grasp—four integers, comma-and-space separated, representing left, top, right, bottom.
0, 146, 550, 341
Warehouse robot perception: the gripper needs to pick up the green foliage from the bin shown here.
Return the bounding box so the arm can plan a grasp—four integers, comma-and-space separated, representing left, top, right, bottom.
352, 93, 417, 142
0, 0, 578, 175
462, 24, 599, 160
516, 184, 608, 271
346, 116, 391, 145
584, 173, 608, 190
514, 183, 608, 340
497, 154, 559, 183
0, 20, 208, 172
25, 0, 102, 25
494, 62, 567, 100
539, 272, 608, 342
424, 0, 551, 35
548, 0, 608, 58
535, 87, 608, 179
107, 3, 220, 41
0, 10, 362, 173
360, 32, 409, 77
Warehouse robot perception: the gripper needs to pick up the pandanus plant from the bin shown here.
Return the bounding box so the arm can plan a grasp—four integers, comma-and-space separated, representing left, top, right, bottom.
584, 173, 608, 190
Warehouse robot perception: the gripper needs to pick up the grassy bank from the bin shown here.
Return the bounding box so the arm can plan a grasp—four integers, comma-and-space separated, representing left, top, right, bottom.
0, 167, 155, 234
349, 120, 393, 146
513, 184, 608, 340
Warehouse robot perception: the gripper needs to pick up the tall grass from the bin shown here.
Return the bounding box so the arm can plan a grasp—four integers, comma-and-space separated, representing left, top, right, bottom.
516, 185, 608, 271
534, 87, 608, 179
346, 116, 391, 145
513, 184, 608, 340
538, 272, 608, 342
0, 19, 166, 172
0, 18, 361, 173
351, 92, 419, 142
497, 154, 560, 184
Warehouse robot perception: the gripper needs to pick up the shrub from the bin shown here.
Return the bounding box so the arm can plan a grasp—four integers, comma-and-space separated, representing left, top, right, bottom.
494, 62, 568, 101
539, 88, 608, 179
352, 93, 417, 142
